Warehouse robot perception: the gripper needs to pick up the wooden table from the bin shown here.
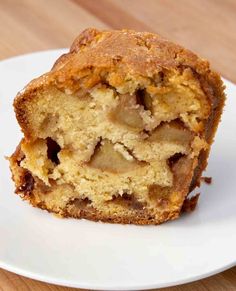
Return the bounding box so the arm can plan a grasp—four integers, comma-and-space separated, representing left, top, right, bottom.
0, 0, 235, 290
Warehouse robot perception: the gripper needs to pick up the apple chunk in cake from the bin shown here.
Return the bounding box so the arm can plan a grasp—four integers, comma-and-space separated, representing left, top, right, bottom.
9, 28, 225, 224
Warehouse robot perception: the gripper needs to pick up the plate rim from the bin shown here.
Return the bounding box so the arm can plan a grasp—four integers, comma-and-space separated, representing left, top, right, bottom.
0, 259, 235, 290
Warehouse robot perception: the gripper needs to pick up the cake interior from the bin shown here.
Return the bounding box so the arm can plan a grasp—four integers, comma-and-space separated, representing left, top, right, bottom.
12, 68, 210, 223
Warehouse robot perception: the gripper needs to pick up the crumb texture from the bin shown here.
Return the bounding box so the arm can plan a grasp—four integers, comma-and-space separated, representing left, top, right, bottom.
9, 28, 225, 225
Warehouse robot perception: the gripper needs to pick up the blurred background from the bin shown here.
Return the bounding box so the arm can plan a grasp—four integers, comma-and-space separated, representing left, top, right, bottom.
0, 1, 236, 291
0, 0, 236, 82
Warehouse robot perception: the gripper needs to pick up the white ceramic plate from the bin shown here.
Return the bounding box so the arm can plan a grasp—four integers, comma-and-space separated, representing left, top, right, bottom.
0, 50, 235, 290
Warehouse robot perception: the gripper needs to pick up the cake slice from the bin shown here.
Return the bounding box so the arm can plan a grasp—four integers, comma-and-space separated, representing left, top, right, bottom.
9, 28, 225, 225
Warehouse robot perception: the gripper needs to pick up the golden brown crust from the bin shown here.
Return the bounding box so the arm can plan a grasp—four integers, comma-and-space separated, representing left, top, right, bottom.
64, 205, 179, 225
189, 71, 225, 191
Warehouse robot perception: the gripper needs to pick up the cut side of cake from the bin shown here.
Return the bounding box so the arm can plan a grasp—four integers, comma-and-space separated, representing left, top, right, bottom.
9, 28, 225, 225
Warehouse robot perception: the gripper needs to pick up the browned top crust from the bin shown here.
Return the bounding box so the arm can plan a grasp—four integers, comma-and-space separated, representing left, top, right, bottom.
54, 28, 208, 73
14, 28, 225, 139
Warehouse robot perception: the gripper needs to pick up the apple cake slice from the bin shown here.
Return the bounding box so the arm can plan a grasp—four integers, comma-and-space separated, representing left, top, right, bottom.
9, 28, 225, 225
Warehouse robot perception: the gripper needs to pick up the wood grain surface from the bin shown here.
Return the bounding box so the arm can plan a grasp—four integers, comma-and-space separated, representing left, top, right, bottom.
0, 0, 235, 290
